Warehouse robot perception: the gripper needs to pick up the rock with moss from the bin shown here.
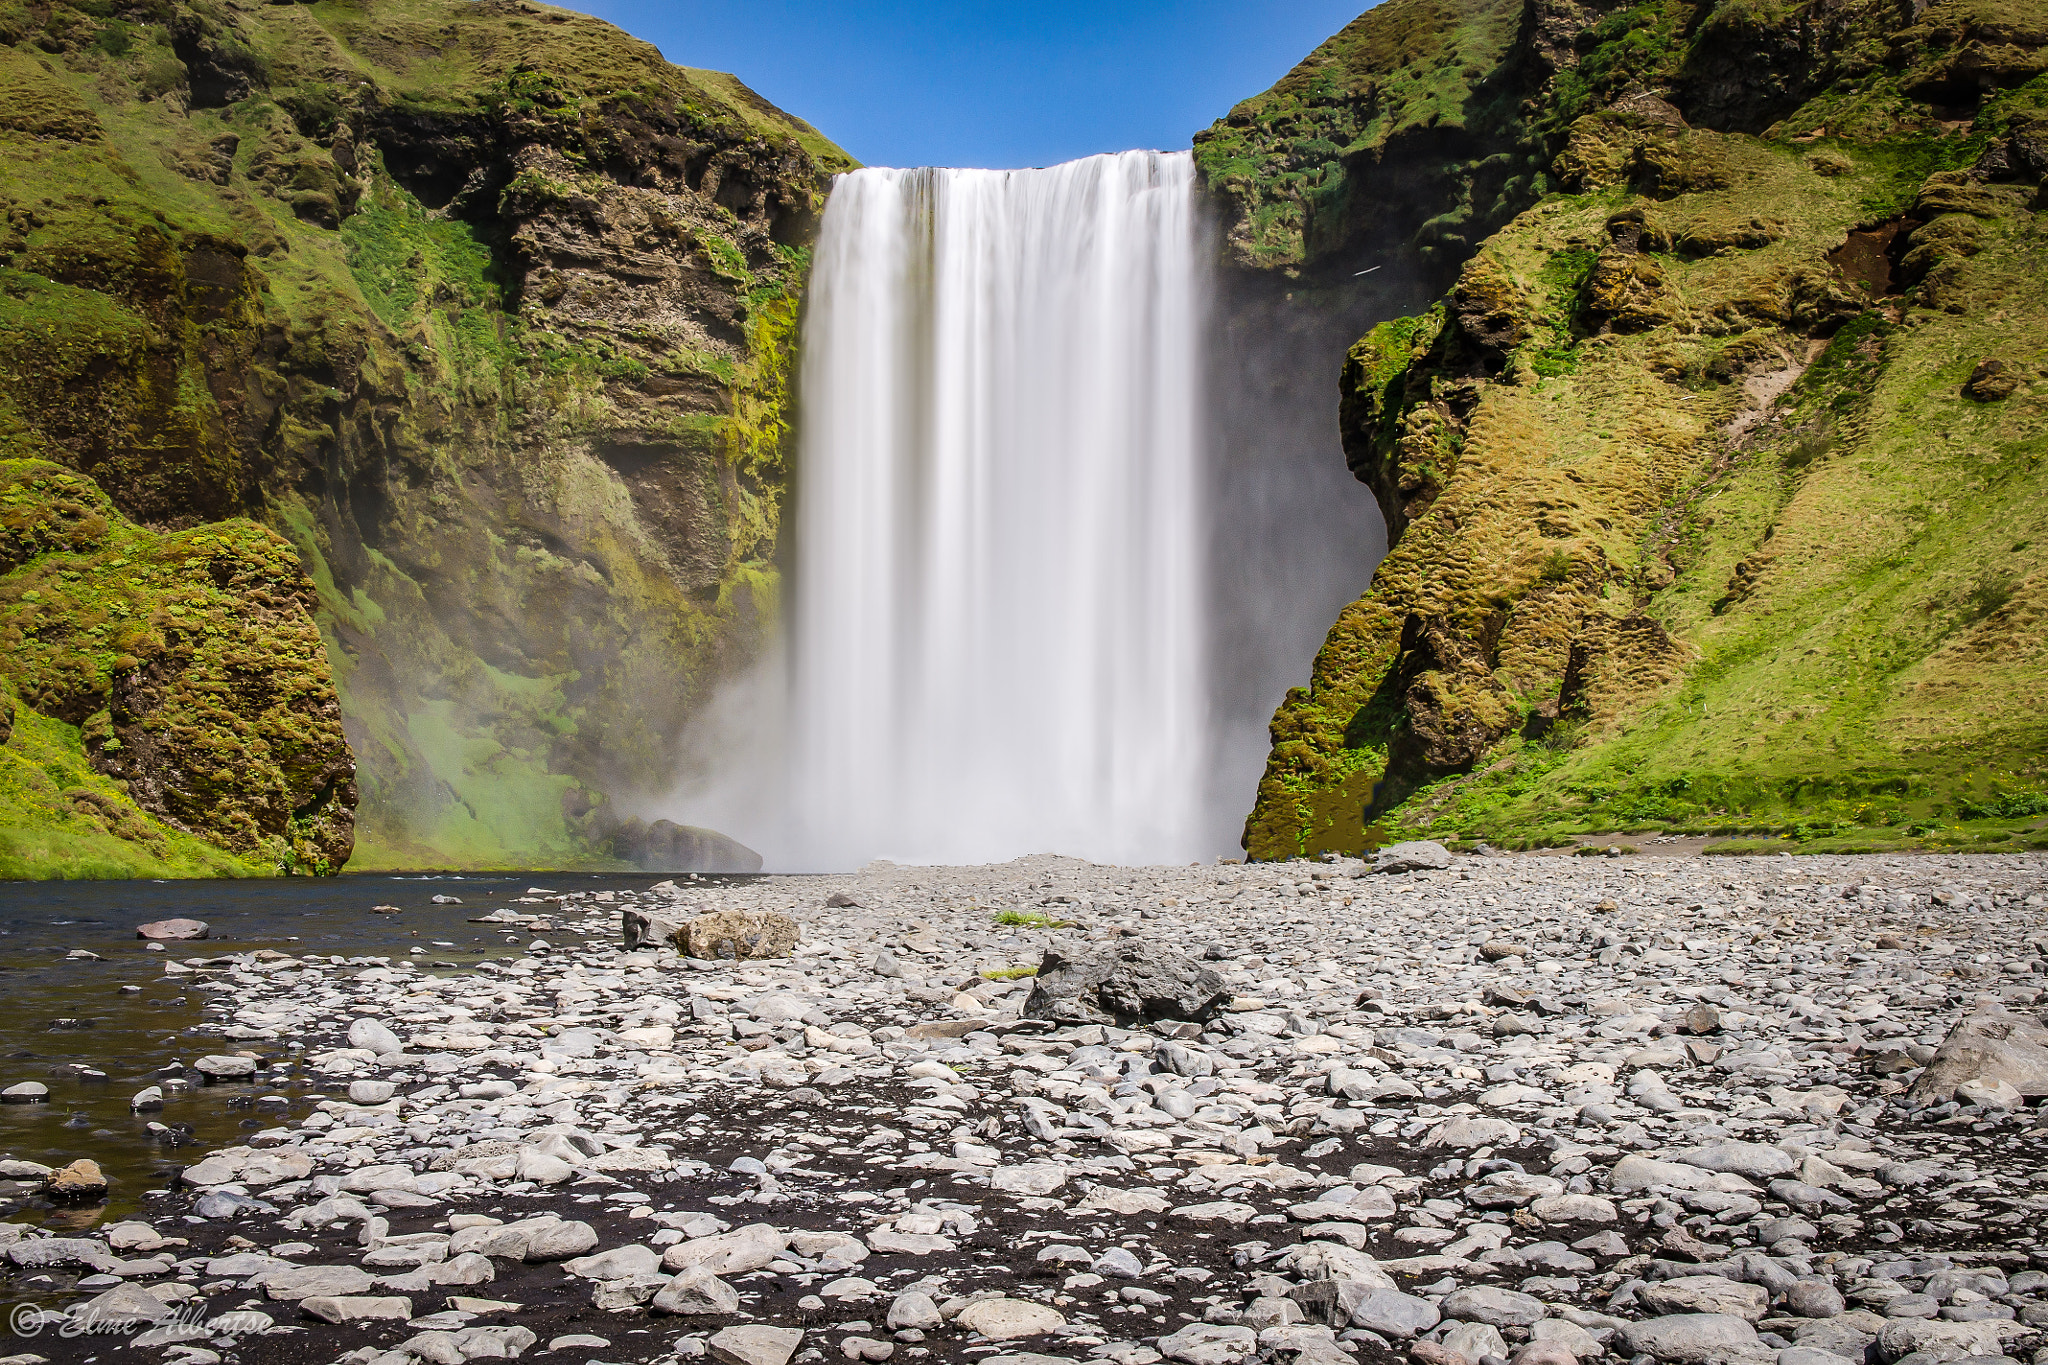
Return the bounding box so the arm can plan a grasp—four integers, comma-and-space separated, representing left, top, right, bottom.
1241, 0, 2048, 860
0, 460, 350, 874
0, 0, 851, 870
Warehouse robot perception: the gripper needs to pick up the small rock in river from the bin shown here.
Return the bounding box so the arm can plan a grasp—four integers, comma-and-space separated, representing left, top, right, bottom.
2, 1083, 48, 1103
1368, 840, 1453, 873
194, 1055, 257, 1080
135, 918, 208, 940
45, 1159, 107, 1201
346, 1018, 403, 1056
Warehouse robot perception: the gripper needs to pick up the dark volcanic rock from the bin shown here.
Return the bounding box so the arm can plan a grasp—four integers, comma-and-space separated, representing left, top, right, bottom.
1022, 940, 1232, 1026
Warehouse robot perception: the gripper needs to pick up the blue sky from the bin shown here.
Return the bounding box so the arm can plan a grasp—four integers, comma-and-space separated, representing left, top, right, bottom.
561, 1, 1379, 170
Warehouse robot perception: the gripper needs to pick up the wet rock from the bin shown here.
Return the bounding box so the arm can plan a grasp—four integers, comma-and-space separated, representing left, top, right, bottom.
136, 918, 209, 940
45, 1159, 107, 1200
2, 1083, 48, 1103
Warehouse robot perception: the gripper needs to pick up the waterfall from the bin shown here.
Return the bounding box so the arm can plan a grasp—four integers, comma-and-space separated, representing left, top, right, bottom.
780, 150, 1210, 869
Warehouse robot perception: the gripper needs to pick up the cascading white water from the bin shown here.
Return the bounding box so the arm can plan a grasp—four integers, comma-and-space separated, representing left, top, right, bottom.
781, 150, 1209, 869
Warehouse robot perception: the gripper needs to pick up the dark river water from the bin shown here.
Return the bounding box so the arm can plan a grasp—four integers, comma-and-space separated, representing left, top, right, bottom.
0, 872, 696, 1233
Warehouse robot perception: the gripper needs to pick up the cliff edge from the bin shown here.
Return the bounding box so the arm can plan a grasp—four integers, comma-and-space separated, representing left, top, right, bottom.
1219, 0, 2048, 858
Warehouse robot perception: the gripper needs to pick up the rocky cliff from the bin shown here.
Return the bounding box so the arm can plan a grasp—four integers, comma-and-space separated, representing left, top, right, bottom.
1216, 0, 2048, 858
0, 0, 847, 872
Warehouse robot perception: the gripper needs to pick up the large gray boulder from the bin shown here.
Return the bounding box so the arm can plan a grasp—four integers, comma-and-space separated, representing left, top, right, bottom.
1022, 940, 1231, 1026
1905, 1004, 2048, 1105
1619, 1313, 1760, 1363
1368, 840, 1453, 873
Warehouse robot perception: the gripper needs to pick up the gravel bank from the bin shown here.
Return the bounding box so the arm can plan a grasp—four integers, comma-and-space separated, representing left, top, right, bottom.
3, 850, 2045, 1365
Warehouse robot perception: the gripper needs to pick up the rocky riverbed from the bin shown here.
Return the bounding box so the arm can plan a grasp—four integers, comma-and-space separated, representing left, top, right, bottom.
2, 850, 2045, 1365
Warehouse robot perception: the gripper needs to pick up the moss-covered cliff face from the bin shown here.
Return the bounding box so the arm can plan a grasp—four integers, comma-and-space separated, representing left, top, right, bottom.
0, 0, 848, 870
0, 460, 349, 876
1227, 0, 2048, 859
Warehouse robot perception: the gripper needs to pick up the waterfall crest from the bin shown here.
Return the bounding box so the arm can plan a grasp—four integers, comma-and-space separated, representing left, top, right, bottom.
781, 151, 1209, 869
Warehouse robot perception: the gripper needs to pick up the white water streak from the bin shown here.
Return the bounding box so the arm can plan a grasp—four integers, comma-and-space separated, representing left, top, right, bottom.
764, 151, 1209, 869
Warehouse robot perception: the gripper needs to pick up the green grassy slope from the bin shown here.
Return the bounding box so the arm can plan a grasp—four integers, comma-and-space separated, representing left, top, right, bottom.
0, 0, 849, 873
0, 460, 348, 876
1234, 0, 2048, 860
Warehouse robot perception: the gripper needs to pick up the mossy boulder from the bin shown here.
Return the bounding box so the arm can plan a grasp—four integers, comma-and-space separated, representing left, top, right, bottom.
0, 460, 352, 872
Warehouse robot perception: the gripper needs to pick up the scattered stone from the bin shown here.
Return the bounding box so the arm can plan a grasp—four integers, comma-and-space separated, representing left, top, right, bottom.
1368, 841, 1454, 873
953, 1298, 1066, 1340
1346, 1288, 1439, 1338
299, 1295, 412, 1324
12, 852, 2044, 1365
1157, 1323, 1258, 1365
1023, 940, 1231, 1025
709, 1325, 805, 1365
347, 1018, 403, 1056
1620, 1314, 1761, 1363
194, 1054, 258, 1080
1905, 1004, 2048, 1105
683, 910, 799, 961
44, 1159, 107, 1200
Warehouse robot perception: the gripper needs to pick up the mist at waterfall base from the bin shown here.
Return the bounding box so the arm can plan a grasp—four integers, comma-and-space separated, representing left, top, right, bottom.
669, 151, 1385, 872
